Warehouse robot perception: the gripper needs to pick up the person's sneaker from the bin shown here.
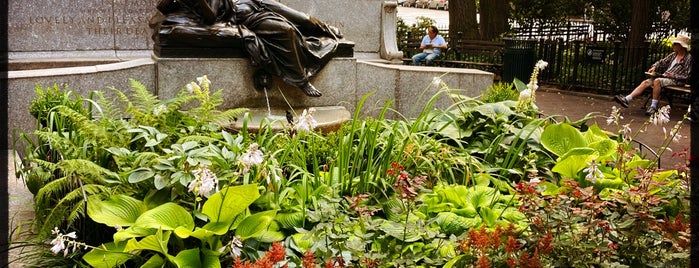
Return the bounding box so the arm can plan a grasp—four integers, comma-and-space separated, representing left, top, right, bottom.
614, 94, 629, 108
645, 106, 658, 116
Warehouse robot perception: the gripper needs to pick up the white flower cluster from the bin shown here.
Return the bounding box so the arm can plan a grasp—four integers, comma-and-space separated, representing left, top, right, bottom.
186, 75, 210, 94
49, 227, 81, 256
295, 108, 318, 132
188, 164, 219, 197
582, 159, 604, 183
240, 143, 264, 173
518, 60, 548, 107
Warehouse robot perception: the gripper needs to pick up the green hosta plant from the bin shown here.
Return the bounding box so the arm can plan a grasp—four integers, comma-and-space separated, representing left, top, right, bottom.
82, 184, 279, 267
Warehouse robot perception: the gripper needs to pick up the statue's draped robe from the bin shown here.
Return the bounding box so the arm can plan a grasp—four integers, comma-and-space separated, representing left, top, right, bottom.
150, 0, 342, 89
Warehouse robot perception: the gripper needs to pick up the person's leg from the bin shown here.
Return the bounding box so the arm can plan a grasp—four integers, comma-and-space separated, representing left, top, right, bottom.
627, 79, 652, 100
424, 53, 438, 66
615, 78, 651, 108
412, 53, 427, 66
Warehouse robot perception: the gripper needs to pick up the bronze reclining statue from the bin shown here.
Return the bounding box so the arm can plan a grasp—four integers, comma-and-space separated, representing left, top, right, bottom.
149, 0, 354, 97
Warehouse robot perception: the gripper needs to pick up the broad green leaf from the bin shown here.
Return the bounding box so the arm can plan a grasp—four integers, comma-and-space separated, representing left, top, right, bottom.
379, 220, 422, 242
140, 254, 166, 268
124, 231, 171, 255
82, 241, 132, 268
202, 184, 260, 223
465, 186, 498, 208
500, 207, 526, 222
479, 207, 498, 227
541, 123, 587, 157
113, 226, 154, 242
474, 103, 515, 118
551, 147, 597, 178
291, 232, 316, 252
588, 139, 618, 159
236, 210, 278, 240
276, 211, 306, 229
154, 174, 169, 190
434, 212, 479, 235
129, 167, 154, 183
87, 195, 148, 227
169, 248, 220, 268
171, 248, 201, 268
134, 203, 194, 231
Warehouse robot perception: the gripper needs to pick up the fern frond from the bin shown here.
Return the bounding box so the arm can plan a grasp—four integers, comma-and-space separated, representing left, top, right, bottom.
210, 108, 249, 126
128, 79, 160, 114
34, 131, 81, 159
34, 176, 76, 218
54, 105, 112, 146
177, 135, 220, 145
93, 90, 125, 122
57, 159, 121, 184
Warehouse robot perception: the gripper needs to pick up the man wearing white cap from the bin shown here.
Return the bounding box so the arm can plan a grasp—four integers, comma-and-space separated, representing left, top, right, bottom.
614, 34, 693, 115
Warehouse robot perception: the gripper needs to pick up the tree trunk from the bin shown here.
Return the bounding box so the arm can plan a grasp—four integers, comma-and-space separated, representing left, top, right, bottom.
626, 0, 651, 66
449, 0, 479, 41
479, 0, 509, 41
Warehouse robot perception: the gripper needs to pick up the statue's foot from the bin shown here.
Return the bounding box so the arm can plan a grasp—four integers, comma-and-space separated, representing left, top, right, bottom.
328, 26, 343, 38
301, 83, 322, 97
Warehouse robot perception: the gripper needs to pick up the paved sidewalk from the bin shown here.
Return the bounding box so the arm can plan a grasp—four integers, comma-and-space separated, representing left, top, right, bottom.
536, 86, 690, 170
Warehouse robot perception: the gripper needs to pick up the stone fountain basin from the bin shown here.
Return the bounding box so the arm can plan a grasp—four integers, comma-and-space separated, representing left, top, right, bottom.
228, 105, 351, 134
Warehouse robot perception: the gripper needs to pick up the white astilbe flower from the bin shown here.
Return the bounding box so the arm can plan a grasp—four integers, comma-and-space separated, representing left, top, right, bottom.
295, 108, 318, 132
50, 227, 79, 256
197, 75, 210, 88
186, 81, 200, 94
153, 104, 166, 117
240, 143, 264, 173
535, 60, 549, 70
582, 159, 604, 183
189, 164, 219, 197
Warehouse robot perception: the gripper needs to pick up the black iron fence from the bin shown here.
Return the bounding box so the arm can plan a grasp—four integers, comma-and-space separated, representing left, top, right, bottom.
398, 32, 684, 98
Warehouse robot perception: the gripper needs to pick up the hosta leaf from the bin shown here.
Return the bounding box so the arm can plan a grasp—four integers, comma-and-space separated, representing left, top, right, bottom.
134, 203, 194, 232
236, 210, 277, 240
87, 195, 148, 227
465, 186, 498, 208
434, 212, 479, 235
479, 207, 498, 227
379, 220, 421, 242
552, 147, 597, 178
291, 232, 316, 252
500, 207, 526, 222
202, 184, 260, 223
82, 241, 132, 268
140, 254, 166, 268
541, 123, 587, 157
124, 231, 171, 255
128, 167, 154, 183
588, 139, 617, 159
382, 198, 404, 222
170, 248, 221, 268
276, 211, 306, 229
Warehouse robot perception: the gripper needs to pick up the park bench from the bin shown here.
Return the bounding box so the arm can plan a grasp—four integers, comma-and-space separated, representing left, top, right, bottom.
401, 38, 504, 77
643, 84, 693, 109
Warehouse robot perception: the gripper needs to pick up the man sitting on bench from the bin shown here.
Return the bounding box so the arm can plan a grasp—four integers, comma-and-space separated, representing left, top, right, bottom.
412, 25, 447, 66
614, 34, 692, 115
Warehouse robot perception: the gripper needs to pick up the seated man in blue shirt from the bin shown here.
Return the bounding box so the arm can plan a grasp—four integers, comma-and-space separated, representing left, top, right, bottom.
412, 25, 447, 66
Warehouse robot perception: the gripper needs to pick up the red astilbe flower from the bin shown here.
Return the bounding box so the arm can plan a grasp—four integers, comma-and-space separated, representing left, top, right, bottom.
324, 257, 346, 268
232, 242, 287, 268
301, 249, 317, 268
